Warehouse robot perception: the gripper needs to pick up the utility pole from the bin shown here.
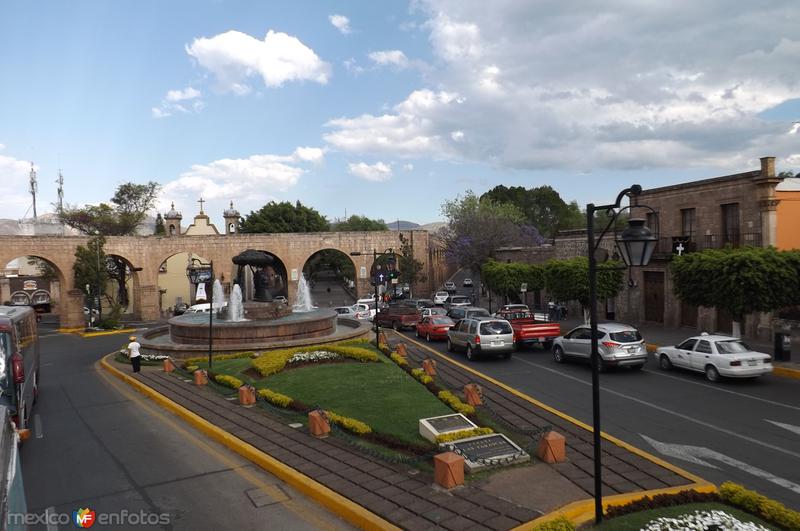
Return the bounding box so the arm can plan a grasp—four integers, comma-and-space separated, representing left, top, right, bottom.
29, 162, 38, 221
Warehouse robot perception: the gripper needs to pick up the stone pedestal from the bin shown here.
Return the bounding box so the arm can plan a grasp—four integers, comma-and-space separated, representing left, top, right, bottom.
396, 343, 407, 358
434, 452, 464, 489
163, 359, 176, 373
308, 410, 330, 438
238, 385, 256, 406
193, 369, 208, 386
464, 384, 482, 406
537, 431, 566, 463
423, 359, 437, 377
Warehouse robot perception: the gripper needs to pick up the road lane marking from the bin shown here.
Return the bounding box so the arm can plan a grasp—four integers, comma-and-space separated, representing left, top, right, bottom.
641, 434, 800, 495
34, 414, 43, 439
512, 356, 800, 460
766, 420, 800, 436
642, 368, 800, 412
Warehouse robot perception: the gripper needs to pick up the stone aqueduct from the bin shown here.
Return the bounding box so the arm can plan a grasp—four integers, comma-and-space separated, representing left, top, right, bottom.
0, 231, 434, 328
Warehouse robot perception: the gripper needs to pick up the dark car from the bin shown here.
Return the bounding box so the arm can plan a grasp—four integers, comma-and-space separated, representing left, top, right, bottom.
402, 299, 435, 311
375, 305, 420, 330
447, 306, 491, 321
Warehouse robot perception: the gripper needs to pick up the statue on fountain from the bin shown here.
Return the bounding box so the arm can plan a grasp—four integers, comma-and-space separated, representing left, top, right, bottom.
232, 249, 291, 319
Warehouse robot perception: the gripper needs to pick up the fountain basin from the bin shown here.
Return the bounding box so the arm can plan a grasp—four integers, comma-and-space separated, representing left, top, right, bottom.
169, 308, 338, 346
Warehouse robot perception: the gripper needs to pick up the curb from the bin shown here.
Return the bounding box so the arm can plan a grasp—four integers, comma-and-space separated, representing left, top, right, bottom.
395, 332, 716, 529
58, 327, 137, 338
99, 355, 399, 531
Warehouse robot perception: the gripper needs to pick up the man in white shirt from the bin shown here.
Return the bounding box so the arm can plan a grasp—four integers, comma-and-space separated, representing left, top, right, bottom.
127, 335, 142, 373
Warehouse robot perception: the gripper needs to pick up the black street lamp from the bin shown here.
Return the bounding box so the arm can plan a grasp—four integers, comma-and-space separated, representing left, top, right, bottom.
350, 248, 395, 346
186, 258, 214, 368
587, 185, 657, 524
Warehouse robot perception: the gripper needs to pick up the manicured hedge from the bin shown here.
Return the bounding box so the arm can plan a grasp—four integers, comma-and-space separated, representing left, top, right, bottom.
437, 390, 475, 415
435, 427, 493, 443
251, 343, 378, 377
719, 482, 800, 530
214, 374, 244, 389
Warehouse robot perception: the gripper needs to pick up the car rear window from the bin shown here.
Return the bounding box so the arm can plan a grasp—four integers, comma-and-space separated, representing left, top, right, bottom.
432, 318, 453, 325
481, 321, 512, 335
609, 330, 642, 343
450, 297, 469, 303
715, 340, 751, 354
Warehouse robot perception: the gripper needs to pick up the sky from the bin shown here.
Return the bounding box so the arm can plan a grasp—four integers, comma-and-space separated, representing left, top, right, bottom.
1, 0, 798, 228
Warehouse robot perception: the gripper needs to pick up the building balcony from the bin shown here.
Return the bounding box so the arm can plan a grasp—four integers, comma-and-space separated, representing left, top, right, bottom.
653, 232, 763, 257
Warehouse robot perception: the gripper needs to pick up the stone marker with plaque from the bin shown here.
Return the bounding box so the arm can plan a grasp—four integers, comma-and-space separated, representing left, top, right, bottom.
446, 433, 530, 472
419, 413, 478, 443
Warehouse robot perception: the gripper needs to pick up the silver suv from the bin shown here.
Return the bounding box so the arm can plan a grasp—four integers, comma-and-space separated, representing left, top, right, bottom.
552, 323, 646, 370
447, 317, 514, 361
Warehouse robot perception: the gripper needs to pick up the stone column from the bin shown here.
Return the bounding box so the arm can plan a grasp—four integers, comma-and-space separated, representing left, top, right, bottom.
63, 289, 87, 328
138, 284, 161, 321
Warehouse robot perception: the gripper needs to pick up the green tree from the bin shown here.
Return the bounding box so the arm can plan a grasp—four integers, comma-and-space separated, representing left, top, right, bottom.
73, 236, 110, 323
671, 247, 800, 336
440, 191, 527, 273
481, 185, 584, 238
331, 215, 387, 231
397, 233, 426, 295
240, 200, 329, 233
59, 181, 160, 309
482, 260, 545, 304
154, 213, 166, 235
544, 257, 624, 320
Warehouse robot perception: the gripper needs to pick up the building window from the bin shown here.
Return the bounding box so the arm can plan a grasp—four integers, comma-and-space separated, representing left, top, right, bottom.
646, 212, 659, 237
681, 208, 696, 240
721, 203, 740, 246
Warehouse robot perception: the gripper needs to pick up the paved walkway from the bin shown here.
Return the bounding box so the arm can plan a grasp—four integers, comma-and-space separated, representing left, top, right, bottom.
115, 335, 705, 530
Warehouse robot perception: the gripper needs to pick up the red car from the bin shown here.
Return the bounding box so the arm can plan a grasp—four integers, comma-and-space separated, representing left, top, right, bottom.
415, 316, 455, 342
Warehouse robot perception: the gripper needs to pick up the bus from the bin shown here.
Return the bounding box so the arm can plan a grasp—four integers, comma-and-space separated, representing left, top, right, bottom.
0, 306, 40, 429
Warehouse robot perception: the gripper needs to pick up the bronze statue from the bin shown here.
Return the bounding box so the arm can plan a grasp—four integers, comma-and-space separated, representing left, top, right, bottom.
233, 249, 284, 302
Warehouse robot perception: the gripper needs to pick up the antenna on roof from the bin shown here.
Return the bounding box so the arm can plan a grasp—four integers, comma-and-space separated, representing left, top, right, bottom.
56, 169, 64, 214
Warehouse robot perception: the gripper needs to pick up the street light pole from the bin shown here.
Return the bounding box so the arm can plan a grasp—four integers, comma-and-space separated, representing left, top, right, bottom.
586, 185, 657, 525
373, 249, 380, 346
208, 260, 214, 369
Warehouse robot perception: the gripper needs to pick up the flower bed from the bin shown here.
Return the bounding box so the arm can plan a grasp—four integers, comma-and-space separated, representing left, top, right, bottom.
642, 510, 769, 530
288, 350, 341, 364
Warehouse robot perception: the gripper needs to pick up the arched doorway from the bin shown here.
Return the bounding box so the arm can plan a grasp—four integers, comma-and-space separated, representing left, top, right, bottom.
105, 254, 142, 317
156, 252, 212, 315
2, 255, 65, 324
302, 249, 357, 308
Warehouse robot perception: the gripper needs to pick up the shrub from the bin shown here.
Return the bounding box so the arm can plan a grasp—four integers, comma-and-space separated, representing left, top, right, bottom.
411, 368, 433, 385
390, 352, 408, 367
251, 350, 296, 377
185, 365, 199, 372
251, 343, 379, 377
327, 411, 372, 435
214, 374, 244, 389
605, 490, 719, 518
258, 388, 293, 408
719, 482, 800, 529
185, 351, 258, 364
532, 516, 575, 530
435, 427, 493, 443
322, 345, 378, 362
437, 390, 475, 415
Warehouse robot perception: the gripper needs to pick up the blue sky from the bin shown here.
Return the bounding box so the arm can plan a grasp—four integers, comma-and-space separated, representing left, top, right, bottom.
1, 0, 798, 227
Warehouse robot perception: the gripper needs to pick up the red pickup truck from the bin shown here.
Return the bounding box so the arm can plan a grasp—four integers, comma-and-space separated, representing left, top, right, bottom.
375, 305, 420, 330
493, 309, 561, 349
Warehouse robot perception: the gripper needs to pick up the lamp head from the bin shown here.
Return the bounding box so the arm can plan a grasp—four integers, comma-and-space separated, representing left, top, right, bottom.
616, 218, 657, 267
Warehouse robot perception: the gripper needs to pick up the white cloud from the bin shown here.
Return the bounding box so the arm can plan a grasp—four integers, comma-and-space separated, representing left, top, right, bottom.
327, 1, 800, 171
153, 87, 204, 118
343, 58, 365, 75
0, 153, 35, 217
347, 161, 393, 182
368, 50, 409, 68
160, 148, 325, 211
329, 14, 352, 35
186, 30, 331, 93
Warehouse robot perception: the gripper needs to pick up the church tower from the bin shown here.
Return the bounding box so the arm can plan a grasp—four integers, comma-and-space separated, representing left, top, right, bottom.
224, 201, 241, 235
164, 202, 183, 237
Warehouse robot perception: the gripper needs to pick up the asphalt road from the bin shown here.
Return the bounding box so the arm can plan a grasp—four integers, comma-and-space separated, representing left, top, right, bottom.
417, 268, 800, 510
21, 323, 351, 530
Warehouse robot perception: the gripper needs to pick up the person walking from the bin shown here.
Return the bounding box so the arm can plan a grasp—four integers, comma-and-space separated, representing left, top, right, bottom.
127, 335, 142, 373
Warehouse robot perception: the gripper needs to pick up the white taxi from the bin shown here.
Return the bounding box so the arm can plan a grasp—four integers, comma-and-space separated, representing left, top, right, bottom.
655, 333, 773, 382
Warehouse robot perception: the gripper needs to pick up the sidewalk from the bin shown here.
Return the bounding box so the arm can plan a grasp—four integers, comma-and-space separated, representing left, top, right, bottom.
104, 337, 710, 530
557, 317, 800, 376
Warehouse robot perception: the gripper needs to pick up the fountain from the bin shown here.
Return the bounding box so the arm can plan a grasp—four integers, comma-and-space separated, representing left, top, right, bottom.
140, 249, 369, 357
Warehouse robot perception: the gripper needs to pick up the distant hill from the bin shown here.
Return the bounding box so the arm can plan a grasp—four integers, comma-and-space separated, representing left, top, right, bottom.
386, 220, 420, 231
0, 213, 156, 236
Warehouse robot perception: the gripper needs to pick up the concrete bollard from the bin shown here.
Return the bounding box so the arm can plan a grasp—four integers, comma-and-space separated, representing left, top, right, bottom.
464, 383, 482, 406
193, 369, 208, 386
238, 385, 256, 406
422, 358, 437, 377
378, 331, 388, 347
396, 343, 407, 358
537, 431, 567, 463
163, 358, 176, 373
308, 410, 331, 438
434, 452, 465, 489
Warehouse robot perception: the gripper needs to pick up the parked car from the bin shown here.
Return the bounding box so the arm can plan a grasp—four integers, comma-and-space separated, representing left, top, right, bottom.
443, 281, 457, 293
447, 295, 472, 309
172, 302, 189, 315
375, 305, 420, 330
401, 299, 435, 311
356, 297, 378, 318
185, 302, 227, 314
497, 304, 529, 313
447, 317, 514, 360
273, 296, 288, 304
447, 306, 491, 321
350, 303, 372, 320
655, 334, 773, 382
463, 278, 473, 287
493, 308, 561, 349
416, 316, 455, 342
552, 323, 647, 370
333, 306, 357, 317
420, 306, 448, 319
433, 291, 450, 305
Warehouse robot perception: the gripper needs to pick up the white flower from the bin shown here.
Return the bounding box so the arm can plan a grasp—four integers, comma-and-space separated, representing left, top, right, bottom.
642, 510, 769, 531
288, 350, 341, 364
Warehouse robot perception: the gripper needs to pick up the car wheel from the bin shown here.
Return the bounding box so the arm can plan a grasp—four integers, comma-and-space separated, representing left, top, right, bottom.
426, 333, 431, 342
392, 321, 400, 331
705, 365, 721, 382
466, 344, 477, 361
447, 339, 454, 352
659, 354, 672, 371
553, 346, 565, 363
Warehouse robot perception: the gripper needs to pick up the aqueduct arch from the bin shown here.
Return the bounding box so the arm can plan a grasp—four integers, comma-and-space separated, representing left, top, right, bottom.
0, 231, 432, 327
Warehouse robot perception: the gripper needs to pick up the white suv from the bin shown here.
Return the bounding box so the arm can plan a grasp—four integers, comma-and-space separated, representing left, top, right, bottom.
433, 291, 449, 305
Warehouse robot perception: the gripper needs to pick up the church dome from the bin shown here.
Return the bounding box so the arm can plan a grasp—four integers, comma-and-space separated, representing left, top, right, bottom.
165, 202, 182, 220
224, 201, 240, 217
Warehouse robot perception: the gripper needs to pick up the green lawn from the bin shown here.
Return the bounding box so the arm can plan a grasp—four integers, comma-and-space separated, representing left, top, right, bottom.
595, 502, 777, 530
195, 348, 452, 445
